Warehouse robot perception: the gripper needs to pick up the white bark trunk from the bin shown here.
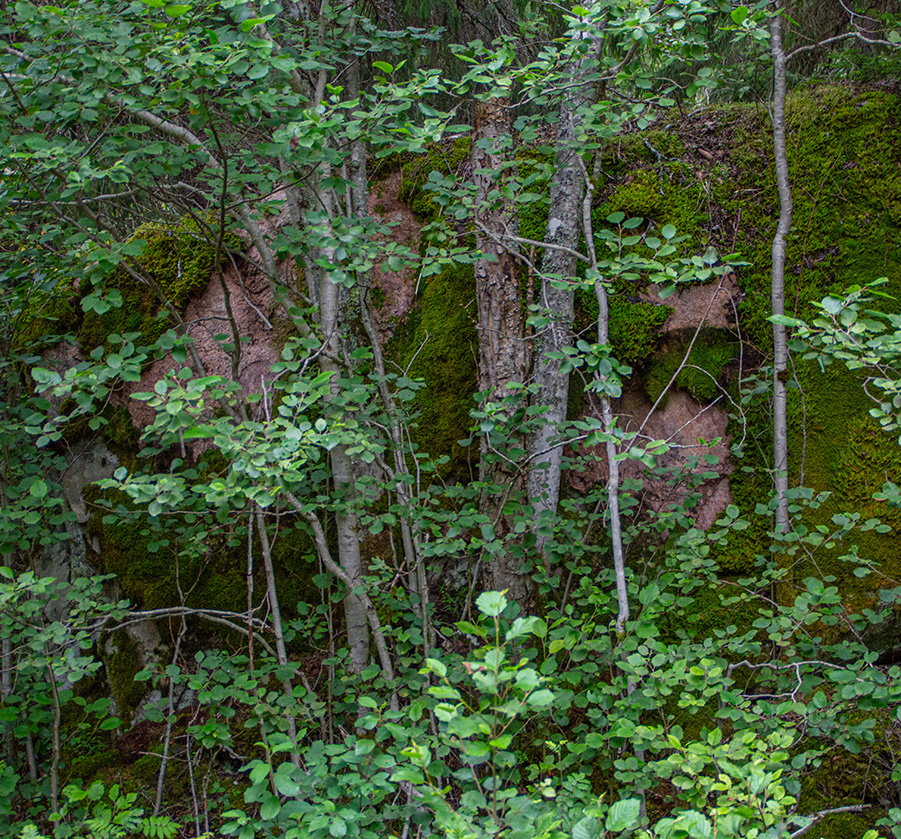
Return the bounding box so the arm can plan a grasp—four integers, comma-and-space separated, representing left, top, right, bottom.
527, 29, 604, 563
316, 263, 371, 673
580, 160, 629, 633
770, 7, 792, 534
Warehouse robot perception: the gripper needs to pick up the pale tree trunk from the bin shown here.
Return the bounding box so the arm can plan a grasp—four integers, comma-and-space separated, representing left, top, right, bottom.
527, 27, 604, 564
578, 161, 628, 634
255, 506, 304, 766
281, 36, 371, 674
309, 229, 371, 673
770, 6, 792, 534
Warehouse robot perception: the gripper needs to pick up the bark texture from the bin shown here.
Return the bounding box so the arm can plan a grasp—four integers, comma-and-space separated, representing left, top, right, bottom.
471, 98, 531, 602
527, 30, 604, 560
473, 99, 527, 405
770, 7, 792, 534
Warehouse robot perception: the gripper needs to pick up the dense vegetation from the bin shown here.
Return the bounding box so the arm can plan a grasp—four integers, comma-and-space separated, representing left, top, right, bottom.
4, 1, 901, 838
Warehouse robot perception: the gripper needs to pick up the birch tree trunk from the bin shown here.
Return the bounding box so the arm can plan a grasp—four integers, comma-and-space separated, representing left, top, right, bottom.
770, 6, 792, 534
302, 194, 371, 673
527, 27, 604, 563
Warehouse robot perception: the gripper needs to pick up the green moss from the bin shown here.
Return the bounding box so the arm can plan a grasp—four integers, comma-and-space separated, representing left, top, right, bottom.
86, 484, 251, 614
799, 735, 883, 839
603, 169, 666, 220
726, 86, 901, 349
391, 262, 478, 473
131, 753, 162, 786
515, 148, 553, 243
398, 137, 472, 223
574, 288, 672, 370
77, 216, 239, 353
65, 749, 118, 783
645, 329, 739, 406
86, 488, 177, 610
610, 297, 673, 366
269, 522, 321, 632
100, 406, 141, 473
658, 85, 901, 586
595, 141, 707, 245
104, 633, 145, 726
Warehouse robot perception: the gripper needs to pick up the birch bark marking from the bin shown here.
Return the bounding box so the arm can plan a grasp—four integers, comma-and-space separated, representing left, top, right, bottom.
527, 26, 603, 562
770, 6, 792, 534
315, 231, 371, 674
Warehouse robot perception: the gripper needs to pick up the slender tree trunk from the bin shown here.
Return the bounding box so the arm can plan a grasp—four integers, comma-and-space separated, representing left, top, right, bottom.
770, 6, 792, 534
281, 44, 374, 673
578, 160, 629, 633
46, 662, 61, 814
310, 181, 371, 674
527, 27, 604, 564
328, 436, 371, 673
1, 636, 13, 768
154, 616, 188, 816
254, 505, 303, 767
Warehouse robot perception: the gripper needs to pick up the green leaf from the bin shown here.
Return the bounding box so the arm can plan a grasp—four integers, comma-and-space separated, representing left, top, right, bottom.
425, 658, 447, 677
274, 774, 300, 797
527, 689, 554, 707
372, 61, 394, 74
29, 479, 48, 499
260, 794, 281, 821
730, 5, 748, 24
164, 3, 191, 14
573, 816, 600, 839
475, 590, 508, 617
606, 798, 642, 833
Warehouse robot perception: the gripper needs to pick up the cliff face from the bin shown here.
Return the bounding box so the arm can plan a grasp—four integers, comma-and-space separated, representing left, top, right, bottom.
36, 85, 901, 711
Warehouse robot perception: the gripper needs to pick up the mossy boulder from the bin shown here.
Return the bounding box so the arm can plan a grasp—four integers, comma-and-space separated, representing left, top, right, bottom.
613, 85, 901, 585
78, 216, 239, 354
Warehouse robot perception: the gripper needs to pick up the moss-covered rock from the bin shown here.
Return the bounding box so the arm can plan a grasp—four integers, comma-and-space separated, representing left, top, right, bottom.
78, 216, 239, 354
392, 262, 479, 472
397, 137, 472, 222
637, 85, 901, 585
103, 631, 145, 727
645, 329, 740, 406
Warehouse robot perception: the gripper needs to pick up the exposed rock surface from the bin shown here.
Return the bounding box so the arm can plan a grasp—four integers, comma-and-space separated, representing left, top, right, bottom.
368, 170, 423, 343
570, 385, 733, 530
